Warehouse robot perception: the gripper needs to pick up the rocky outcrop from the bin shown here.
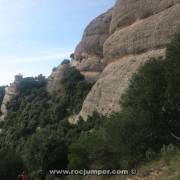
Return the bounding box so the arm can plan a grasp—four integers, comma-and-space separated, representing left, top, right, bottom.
74, 8, 113, 60
47, 64, 70, 93
79, 49, 165, 119
0, 75, 23, 121
73, 0, 180, 121
110, 0, 180, 33
72, 55, 103, 72
104, 3, 180, 61
72, 8, 113, 81
46, 0, 180, 122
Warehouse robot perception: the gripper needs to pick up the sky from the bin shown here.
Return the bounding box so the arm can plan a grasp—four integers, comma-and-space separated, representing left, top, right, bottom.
0, 0, 116, 85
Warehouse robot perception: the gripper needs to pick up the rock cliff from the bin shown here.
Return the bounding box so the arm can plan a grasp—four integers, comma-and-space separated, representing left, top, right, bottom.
74, 8, 113, 60
72, 0, 180, 121
47, 63, 70, 93
70, 8, 113, 83
46, 0, 180, 122
0, 75, 22, 121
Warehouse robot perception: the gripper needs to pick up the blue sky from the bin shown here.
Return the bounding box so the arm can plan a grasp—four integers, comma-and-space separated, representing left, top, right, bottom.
0, 0, 115, 85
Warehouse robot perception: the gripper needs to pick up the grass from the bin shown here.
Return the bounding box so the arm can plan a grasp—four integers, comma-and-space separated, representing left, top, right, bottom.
59, 148, 180, 180
128, 148, 180, 180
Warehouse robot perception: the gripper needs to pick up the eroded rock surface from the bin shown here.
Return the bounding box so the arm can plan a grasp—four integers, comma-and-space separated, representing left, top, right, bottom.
46, 0, 180, 122
47, 64, 70, 93
74, 9, 113, 60
104, 3, 180, 61
72, 8, 113, 79
110, 0, 180, 33
75, 0, 180, 121
79, 49, 165, 120
0, 75, 23, 121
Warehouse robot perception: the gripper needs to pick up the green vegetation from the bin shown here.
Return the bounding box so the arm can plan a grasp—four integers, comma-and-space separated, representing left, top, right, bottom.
23, 128, 68, 178
0, 65, 92, 179
125, 146, 180, 180
0, 148, 24, 180
61, 59, 70, 65
0, 33, 180, 179
68, 33, 180, 171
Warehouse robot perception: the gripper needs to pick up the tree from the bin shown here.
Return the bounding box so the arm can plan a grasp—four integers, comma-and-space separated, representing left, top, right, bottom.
70, 53, 75, 60
121, 58, 170, 148
163, 32, 180, 140
61, 59, 70, 65
0, 148, 24, 180
61, 66, 84, 90
23, 128, 68, 177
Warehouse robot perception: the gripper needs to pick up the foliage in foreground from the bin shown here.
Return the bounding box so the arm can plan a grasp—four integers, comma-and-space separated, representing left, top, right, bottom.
0, 65, 92, 179
68, 33, 180, 170
1, 33, 180, 179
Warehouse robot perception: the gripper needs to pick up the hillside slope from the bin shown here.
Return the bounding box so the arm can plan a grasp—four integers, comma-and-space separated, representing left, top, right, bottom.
0, 1, 180, 179
82, 149, 180, 180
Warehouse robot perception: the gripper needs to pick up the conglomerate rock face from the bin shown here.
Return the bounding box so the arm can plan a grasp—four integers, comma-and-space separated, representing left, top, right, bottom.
104, 2, 180, 61
74, 8, 113, 60
79, 49, 166, 120
47, 64, 70, 93
74, 0, 180, 121
47, 0, 180, 122
110, 0, 180, 33
0, 75, 22, 121
72, 8, 113, 81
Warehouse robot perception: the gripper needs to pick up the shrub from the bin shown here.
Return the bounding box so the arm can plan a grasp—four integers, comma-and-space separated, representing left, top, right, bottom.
61, 59, 70, 65
0, 148, 25, 180
23, 128, 68, 173
52, 67, 58, 72
68, 32, 180, 170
